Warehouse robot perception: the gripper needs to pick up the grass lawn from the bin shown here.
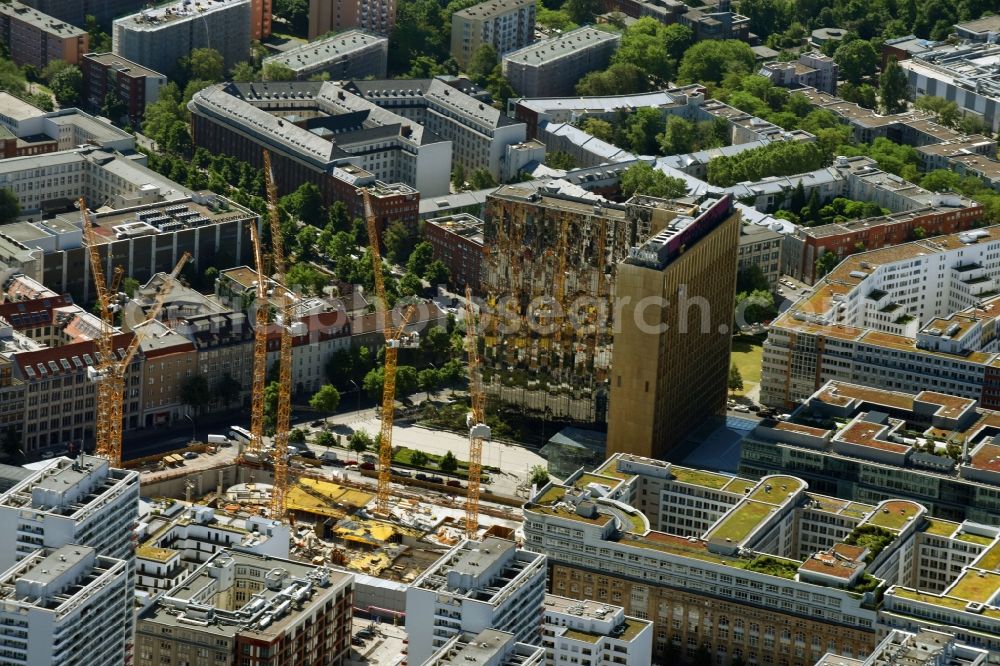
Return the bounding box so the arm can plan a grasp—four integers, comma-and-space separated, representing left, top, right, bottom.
731, 335, 764, 396
709, 501, 774, 543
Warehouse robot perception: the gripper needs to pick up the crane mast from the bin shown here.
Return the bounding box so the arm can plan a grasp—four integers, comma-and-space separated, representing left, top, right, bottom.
82, 197, 190, 466
246, 222, 270, 462
362, 189, 413, 515
263, 150, 293, 519
464, 285, 489, 538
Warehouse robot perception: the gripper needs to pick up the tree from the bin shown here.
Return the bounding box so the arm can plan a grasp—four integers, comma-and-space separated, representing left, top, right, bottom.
216, 374, 241, 408
186, 48, 225, 82
289, 428, 306, 444
230, 61, 258, 82
286, 263, 326, 295
274, 0, 309, 34
451, 163, 466, 189
180, 374, 211, 414
165, 122, 192, 156
100, 86, 126, 122
315, 431, 335, 448
529, 464, 550, 487
911, 226, 926, 240
424, 260, 450, 287
620, 162, 688, 199
142, 82, 184, 145
738, 0, 789, 37
439, 450, 458, 474
581, 118, 614, 143
0, 427, 21, 461
407, 242, 434, 277
47, 64, 83, 105
545, 151, 576, 170
576, 63, 649, 96
736, 265, 770, 293
707, 141, 824, 187
565, 0, 601, 23
915, 96, 959, 127
0, 188, 20, 224
467, 44, 498, 85
121, 277, 140, 298
410, 450, 429, 468
349, 430, 372, 460
384, 220, 417, 264
398, 273, 423, 297
418, 368, 441, 393
728, 363, 744, 396
281, 182, 324, 226
880, 57, 908, 115
469, 168, 497, 190
262, 61, 297, 81
310, 384, 342, 412
833, 39, 879, 84
659, 116, 697, 155
612, 18, 679, 84
396, 365, 419, 396
85, 15, 111, 52
677, 40, 755, 85
624, 107, 662, 154
815, 251, 839, 278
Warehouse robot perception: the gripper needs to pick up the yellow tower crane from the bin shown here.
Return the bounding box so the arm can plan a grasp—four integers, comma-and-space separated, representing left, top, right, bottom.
262, 149, 294, 519
246, 222, 270, 461
464, 285, 489, 538
82, 199, 190, 467
362, 188, 414, 515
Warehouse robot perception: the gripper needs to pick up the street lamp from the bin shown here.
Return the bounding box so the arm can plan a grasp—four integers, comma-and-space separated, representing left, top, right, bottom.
183, 410, 196, 444
348, 379, 361, 415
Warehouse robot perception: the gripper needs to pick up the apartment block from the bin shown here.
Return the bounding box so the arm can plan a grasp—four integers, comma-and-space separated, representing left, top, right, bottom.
541, 594, 653, 666
0, 94, 134, 159
406, 536, 547, 664
136, 550, 354, 666
602, 0, 749, 41
0, 545, 130, 666
901, 43, 1000, 134
0, 1, 88, 70
450, 0, 535, 69
739, 224, 784, 287
344, 78, 527, 182
741, 380, 1000, 525
18, 0, 148, 28
81, 52, 167, 126
251, 0, 272, 40
263, 30, 388, 80
422, 629, 546, 666
0, 455, 140, 569
188, 79, 447, 198
135, 502, 289, 605
502, 27, 620, 98
607, 195, 740, 458
523, 455, 888, 664
760, 225, 1000, 410
112, 0, 251, 77
308, 0, 395, 38
423, 213, 484, 292
760, 52, 839, 94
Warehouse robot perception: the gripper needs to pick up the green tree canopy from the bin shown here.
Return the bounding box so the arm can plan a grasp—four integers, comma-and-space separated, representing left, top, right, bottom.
833, 39, 879, 84
880, 57, 908, 114
186, 48, 225, 82
439, 450, 458, 474
180, 374, 211, 414
677, 40, 755, 85
0, 188, 20, 224
576, 63, 650, 96
262, 61, 297, 81
620, 162, 688, 199
47, 64, 82, 105
310, 384, 342, 412
706, 141, 825, 187
281, 182, 325, 226
467, 44, 498, 85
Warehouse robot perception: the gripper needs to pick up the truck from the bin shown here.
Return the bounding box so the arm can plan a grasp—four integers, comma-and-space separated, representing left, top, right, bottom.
207, 434, 229, 445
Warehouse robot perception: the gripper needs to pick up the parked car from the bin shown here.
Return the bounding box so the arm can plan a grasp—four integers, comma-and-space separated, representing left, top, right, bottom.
311, 420, 324, 427
357, 629, 374, 639
359, 462, 376, 470
446, 480, 462, 488
351, 637, 366, 646
415, 473, 428, 481
343, 460, 358, 467
392, 468, 412, 477
428, 476, 444, 484
299, 449, 317, 459
329, 459, 346, 467
184, 451, 199, 459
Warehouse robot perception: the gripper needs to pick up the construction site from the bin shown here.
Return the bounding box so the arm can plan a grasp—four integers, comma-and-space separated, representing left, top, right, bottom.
482, 183, 700, 421
81, 149, 523, 610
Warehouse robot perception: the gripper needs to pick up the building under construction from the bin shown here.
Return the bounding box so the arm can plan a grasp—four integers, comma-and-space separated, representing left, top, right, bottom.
482, 183, 699, 422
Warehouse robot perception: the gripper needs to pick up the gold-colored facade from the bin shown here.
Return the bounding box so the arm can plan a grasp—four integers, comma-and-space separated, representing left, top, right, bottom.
607, 197, 740, 458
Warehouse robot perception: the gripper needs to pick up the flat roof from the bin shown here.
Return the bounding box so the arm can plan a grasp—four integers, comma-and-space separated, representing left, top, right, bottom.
0, 92, 44, 123
0, 1, 86, 37
116, 0, 248, 30
83, 52, 165, 78
504, 27, 619, 67
263, 30, 387, 72
454, 0, 533, 20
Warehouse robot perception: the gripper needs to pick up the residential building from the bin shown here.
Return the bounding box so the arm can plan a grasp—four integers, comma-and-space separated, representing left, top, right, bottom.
541, 594, 653, 666
135, 502, 289, 605
0, 545, 130, 666
829, 629, 989, 666
739, 222, 784, 287
740, 380, 1000, 525
308, 0, 396, 38
881, 35, 938, 67
953, 15, 1000, 43
602, 0, 749, 42
112, 0, 251, 77
450, 0, 535, 69
523, 455, 888, 664
18, 0, 147, 28
262, 30, 388, 80
251, 0, 272, 40
423, 213, 484, 292
344, 78, 527, 182
134, 318, 197, 428
188, 79, 448, 199
0, 94, 134, 157
897, 43, 1000, 134
135, 550, 354, 666
0, 1, 88, 70
421, 629, 547, 666
759, 225, 1000, 410
80, 52, 167, 126
406, 536, 547, 664
760, 52, 839, 94
0, 454, 140, 569
606, 194, 740, 459
502, 27, 619, 98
